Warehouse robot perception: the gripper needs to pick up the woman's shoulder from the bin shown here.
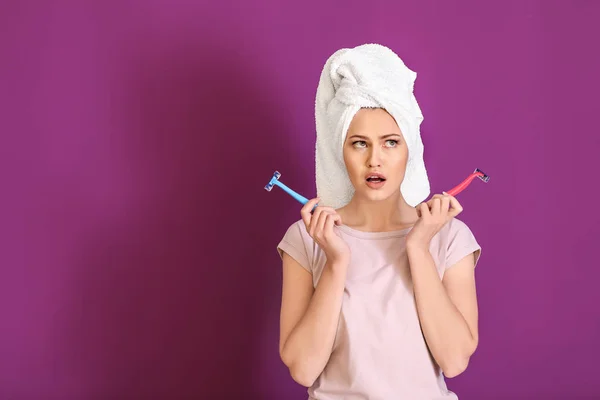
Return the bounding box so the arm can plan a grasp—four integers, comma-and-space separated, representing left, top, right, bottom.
277, 219, 319, 274
286, 218, 308, 233
447, 216, 473, 233
437, 216, 476, 237
434, 217, 482, 268
280, 219, 314, 245
431, 217, 479, 253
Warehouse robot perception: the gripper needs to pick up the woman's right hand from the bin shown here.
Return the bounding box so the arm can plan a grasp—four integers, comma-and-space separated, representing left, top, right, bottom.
301, 198, 350, 265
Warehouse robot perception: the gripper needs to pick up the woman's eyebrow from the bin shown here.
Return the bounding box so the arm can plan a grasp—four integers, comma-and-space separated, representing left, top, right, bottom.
347, 133, 401, 139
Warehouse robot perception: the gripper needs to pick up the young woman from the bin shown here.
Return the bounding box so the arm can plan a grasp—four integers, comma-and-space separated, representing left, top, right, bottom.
276, 45, 481, 400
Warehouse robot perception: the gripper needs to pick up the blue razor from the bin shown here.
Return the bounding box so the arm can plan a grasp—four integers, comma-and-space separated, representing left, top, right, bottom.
264, 171, 318, 211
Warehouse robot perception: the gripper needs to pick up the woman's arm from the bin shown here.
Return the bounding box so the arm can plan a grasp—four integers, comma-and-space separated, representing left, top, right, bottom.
279, 253, 348, 387
406, 244, 479, 378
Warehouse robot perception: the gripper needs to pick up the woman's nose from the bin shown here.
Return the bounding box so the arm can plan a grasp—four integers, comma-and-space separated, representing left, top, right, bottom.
367, 148, 382, 167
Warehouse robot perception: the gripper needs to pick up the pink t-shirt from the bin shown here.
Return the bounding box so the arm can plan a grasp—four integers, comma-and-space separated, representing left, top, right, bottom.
277, 217, 481, 400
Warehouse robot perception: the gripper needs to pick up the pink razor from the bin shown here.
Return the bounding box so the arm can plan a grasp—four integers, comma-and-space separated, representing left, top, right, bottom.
445, 168, 490, 196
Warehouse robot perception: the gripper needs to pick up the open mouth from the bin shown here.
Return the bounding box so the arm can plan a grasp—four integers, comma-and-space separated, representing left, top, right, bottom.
366, 177, 386, 183
366, 175, 386, 183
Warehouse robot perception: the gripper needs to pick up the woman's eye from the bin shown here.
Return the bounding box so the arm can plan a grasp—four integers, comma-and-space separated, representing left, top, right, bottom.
385, 140, 398, 147
353, 141, 367, 148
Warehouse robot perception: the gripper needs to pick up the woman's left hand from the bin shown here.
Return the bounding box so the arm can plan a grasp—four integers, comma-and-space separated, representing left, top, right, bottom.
406, 192, 463, 249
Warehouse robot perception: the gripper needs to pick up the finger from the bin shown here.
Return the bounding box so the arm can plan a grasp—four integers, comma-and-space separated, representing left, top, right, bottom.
324, 214, 336, 239
330, 212, 342, 226
301, 197, 320, 213
424, 203, 433, 218
315, 209, 329, 240
441, 194, 450, 214
315, 208, 342, 224
425, 200, 439, 211
308, 207, 323, 237
313, 206, 337, 217
315, 205, 335, 212
309, 205, 337, 216
427, 194, 443, 205
418, 203, 430, 219
431, 198, 441, 216
445, 193, 463, 217
301, 198, 320, 229
415, 204, 421, 218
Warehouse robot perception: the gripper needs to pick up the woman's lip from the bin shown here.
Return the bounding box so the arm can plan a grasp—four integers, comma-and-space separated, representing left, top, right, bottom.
365, 174, 386, 180
366, 179, 386, 189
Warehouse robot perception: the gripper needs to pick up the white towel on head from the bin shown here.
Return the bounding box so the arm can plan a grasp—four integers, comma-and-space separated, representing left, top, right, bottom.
314, 43, 430, 208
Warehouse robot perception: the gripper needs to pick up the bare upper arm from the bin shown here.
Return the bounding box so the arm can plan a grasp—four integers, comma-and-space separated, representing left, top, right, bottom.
279, 251, 314, 356
442, 251, 480, 346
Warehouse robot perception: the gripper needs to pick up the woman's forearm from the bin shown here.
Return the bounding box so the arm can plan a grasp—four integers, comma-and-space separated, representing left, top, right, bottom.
281, 259, 348, 387
406, 244, 476, 377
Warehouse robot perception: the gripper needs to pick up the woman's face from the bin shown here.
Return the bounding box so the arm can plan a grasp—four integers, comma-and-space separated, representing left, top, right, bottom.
343, 108, 409, 202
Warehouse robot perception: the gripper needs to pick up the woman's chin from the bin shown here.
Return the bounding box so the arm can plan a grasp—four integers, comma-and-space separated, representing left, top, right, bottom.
357, 188, 394, 202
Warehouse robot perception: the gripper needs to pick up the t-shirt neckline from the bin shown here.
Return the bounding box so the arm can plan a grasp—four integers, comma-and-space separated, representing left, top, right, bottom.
336, 224, 413, 239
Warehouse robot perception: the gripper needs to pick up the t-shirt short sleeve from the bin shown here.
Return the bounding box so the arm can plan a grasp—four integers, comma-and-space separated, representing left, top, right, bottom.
445, 218, 482, 270
277, 220, 312, 274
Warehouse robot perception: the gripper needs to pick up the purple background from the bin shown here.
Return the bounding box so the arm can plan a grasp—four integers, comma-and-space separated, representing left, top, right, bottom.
2, 1, 599, 399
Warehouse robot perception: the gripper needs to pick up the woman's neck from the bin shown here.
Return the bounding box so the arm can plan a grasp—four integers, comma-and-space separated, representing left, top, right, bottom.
337, 192, 419, 232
